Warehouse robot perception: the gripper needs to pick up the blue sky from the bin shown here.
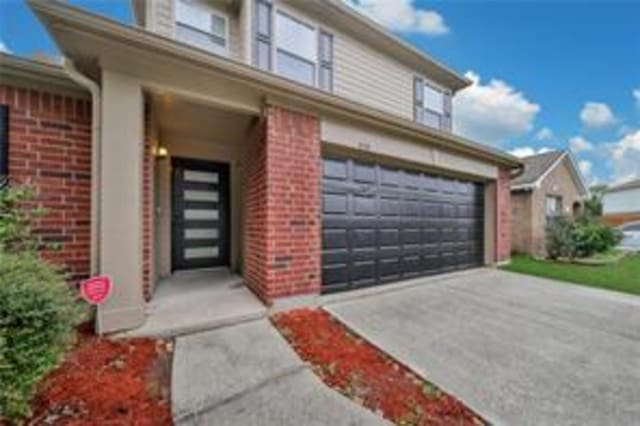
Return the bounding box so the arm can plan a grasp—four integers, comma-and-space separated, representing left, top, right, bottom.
1, 0, 639, 185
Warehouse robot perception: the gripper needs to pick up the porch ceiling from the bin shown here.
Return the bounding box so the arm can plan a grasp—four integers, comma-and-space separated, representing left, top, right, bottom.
151, 93, 255, 142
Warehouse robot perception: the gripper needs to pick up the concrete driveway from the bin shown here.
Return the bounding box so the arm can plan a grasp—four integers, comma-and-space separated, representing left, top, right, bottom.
326, 268, 640, 426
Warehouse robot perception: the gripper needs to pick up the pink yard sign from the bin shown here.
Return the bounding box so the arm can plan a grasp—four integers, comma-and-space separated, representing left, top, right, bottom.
80, 276, 112, 305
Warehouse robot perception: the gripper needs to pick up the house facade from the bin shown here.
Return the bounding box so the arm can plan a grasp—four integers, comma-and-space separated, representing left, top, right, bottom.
2, 0, 521, 333
601, 179, 640, 227
510, 151, 589, 257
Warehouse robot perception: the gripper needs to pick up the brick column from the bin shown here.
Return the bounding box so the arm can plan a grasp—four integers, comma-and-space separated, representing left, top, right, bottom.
244, 105, 321, 303
496, 167, 512, 262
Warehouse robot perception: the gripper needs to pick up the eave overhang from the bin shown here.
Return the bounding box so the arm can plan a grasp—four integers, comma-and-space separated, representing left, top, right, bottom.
28, 0, 522, 170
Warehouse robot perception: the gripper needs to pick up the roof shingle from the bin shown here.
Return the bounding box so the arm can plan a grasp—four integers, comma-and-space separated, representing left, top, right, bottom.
511, 150, 565, 187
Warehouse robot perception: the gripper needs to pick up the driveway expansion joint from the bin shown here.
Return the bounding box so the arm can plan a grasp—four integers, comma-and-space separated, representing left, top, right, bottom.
174, 364, 309, 423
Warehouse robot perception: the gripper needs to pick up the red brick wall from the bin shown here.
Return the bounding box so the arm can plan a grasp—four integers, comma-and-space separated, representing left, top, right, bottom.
244, 106, 321, 303
142, 104, 154, 300
1, 85, 92, 283
496, 167, 512, 262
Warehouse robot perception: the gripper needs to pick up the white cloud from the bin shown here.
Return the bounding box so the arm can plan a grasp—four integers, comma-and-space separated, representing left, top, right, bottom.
580, 102, 617, 128
634, 89, 640, 107
509, 146, 553, 158
453, 71, 540, 145
578, 160, 592, 177
535, 127, 554, 141
347, 0, 449, 35
608, 129, 640, 184
569, 136, 593, 152
0, 39, 10, 54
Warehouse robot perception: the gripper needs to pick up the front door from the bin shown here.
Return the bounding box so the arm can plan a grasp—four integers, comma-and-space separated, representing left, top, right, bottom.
172, 158, 230, 270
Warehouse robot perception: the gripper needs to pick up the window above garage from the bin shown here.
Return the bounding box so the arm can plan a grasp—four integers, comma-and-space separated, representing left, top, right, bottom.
414, 77, 452, 132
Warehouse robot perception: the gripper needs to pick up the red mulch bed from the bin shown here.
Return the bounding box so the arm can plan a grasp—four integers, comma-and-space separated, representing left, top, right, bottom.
27, 325, 173, 426
272, 309, 484, 426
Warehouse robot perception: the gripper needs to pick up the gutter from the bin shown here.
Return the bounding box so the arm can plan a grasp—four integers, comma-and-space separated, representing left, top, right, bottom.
62, 59, 101, 276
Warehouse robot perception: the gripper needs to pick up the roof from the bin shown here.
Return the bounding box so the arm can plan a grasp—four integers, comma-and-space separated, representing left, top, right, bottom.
605, 179, 640, 194
0, 53, 85, 94
27, 0, 521, 169
511, 150, 590, 197
511, 151, 565, 187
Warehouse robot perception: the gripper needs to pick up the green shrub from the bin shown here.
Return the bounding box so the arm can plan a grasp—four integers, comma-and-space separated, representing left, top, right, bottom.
0, 184, 86, 422
546, 216, 577, 259
0, 251, 86, 422
546, 215, 623, 260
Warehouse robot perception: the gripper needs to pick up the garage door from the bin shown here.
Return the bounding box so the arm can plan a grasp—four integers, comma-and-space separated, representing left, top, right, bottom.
322, 156, 485, 293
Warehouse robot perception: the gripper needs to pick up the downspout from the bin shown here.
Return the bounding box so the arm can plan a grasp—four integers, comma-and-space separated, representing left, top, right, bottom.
62, 59, 101, 276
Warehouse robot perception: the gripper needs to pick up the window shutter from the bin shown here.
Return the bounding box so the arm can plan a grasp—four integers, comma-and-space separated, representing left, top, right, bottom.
0, 105, 8, 179
442, 93, 452, 131
319, 31, 333, 92
253, 0, 272, 70
413, 77, 424, 123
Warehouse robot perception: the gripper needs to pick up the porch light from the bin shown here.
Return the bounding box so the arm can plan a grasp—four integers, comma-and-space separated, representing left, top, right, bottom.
154, 146, 169, 158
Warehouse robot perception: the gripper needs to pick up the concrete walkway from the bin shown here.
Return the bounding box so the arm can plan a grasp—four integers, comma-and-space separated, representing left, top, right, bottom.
125, 269, 266, 337
172, 319, 387, 425
326, 268, 640, 426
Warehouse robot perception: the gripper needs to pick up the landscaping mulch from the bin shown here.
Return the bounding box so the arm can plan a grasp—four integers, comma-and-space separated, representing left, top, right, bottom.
26, 325, 173, 426
273, 309, 484, 426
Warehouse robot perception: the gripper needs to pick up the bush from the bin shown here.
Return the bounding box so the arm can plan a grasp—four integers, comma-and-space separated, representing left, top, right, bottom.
0, 251, 86, 422
546, 215, 623, 260
0, 184, 86, 422
546, 216, 578, 260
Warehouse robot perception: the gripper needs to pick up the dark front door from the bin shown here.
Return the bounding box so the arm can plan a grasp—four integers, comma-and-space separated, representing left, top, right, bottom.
172, 158, 230, 270
322, 156, 485, 294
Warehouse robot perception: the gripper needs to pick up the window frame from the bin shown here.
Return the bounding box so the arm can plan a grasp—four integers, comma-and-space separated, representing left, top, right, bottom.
274, 10, 318, 86
253, 3, 334, 91
174, 0, 230, 56
545, 195, 563, 218
414, 76, 452, 131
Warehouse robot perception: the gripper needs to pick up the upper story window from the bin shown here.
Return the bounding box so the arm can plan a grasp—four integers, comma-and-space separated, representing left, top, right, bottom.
414, 77, 451, 131
253, 1, 333, 91
175, 0, 228, 56
275, 12, 316, 85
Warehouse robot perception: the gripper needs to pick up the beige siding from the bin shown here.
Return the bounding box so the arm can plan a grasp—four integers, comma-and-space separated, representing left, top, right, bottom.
321, 116, 497, 180
150, 0, 174, 37
142, 0, 452, 127
333, 30, 414, 120
277, 1, 416, 120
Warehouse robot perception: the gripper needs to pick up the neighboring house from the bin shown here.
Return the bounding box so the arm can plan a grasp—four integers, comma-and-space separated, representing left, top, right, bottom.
510, 150, 589, 257
1, 0, 522, 333
601, 179, 640, 226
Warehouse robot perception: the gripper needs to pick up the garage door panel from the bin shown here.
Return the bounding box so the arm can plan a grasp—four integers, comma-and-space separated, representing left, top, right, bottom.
353, 195, 376, 215
323, 229, 347, 249
323, 193, 348, 214
323, 158, 348, 180
351, 229, 376, 247
322, 264, 348, 286
322, 157, 484, 293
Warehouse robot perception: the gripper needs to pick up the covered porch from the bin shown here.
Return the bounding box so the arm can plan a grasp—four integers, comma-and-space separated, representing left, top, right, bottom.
134, 90, 266, 336
125, 268, 266, 337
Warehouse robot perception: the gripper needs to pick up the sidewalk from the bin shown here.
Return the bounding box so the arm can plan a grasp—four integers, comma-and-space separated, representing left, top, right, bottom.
171, 319, 388, 426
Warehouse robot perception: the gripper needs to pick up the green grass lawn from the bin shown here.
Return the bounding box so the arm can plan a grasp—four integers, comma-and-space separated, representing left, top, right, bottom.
501, 254, 640, 296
